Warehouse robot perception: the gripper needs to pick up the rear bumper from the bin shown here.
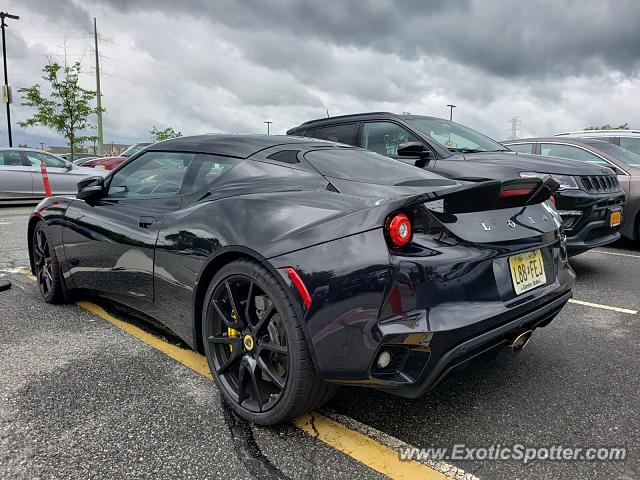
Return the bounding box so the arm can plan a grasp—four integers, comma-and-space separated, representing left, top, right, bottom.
380, 290, 572, 398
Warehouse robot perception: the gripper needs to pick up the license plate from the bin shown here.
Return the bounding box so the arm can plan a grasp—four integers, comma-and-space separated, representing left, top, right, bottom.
610, 209, 622, 227
508, 249, 547, 295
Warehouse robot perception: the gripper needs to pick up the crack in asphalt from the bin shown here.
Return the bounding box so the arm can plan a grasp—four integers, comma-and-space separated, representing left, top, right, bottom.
220, 399, 290, 479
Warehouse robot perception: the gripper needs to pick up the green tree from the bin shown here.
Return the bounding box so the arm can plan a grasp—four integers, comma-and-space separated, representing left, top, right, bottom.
584, 123, 629, 131
17, 143, 29, 148
18, 62, 102, 156
150, 126, 182, 142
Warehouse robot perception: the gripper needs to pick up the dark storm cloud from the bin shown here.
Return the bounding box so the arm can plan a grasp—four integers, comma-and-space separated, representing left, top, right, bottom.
22, 0, 92, 32
92, 0, 640, 80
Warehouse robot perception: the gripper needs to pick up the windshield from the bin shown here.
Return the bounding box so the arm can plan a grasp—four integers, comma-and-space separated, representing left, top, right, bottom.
304, 148, 453, 186
406, 117, 508, 153
593, 141, 640, 168
121, 143, 151, 157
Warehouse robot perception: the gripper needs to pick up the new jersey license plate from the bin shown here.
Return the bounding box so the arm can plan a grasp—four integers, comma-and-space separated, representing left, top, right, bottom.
508, 249, 547, 295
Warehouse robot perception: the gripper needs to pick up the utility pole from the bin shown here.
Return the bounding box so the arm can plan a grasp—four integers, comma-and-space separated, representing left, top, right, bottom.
509, 117, 521, 139
1, 11, 19, 147
94, 17, 104, 155
264, 120, 272, 135
446, 104, 456, 122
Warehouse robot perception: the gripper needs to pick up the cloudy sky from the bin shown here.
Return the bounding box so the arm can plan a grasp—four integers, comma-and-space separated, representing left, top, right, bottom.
2, 0, 640, 149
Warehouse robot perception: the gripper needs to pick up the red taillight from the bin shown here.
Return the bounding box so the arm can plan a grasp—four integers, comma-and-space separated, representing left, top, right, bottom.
385, 213, 412, 248
550, 195, 557, 209
498, 188, 534, 199
285, 267, 312, 308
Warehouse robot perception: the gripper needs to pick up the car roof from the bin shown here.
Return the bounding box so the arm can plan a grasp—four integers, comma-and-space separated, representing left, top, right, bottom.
0, 147, 63, 155
556, 129, 640, 136
291, 112, 450, 130
503, 137, 613, 146
147, 134, 335, 158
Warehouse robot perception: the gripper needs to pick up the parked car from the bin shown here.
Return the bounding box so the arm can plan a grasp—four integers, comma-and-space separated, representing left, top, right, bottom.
288, 113, 625, 255
0, 148, 106, 203
28, 134, 573, 424
72, 156, 101, 166
555, 129, 640, 156
82, 142, 153, 170
502, 137, 640, 241
60, 153, 101, 164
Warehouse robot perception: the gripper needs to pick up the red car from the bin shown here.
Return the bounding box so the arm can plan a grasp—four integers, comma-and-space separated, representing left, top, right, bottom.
83, 142, 152, 170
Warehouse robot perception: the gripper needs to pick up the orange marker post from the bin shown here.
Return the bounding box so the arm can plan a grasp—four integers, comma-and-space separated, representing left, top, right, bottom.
40, 160, 52, 197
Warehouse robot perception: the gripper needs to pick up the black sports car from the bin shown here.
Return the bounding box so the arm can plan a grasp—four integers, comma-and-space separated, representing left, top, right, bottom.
29, 135, 574, 425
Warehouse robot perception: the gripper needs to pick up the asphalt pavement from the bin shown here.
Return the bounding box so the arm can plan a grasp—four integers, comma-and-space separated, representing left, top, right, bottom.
1, 205, 639, 479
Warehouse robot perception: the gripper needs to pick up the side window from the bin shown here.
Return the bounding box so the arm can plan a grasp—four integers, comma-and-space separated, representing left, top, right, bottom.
107, 151, 195, 199
315, 123, 358, 145
619, 137, 640, 156
507, 143, 533, 154
26, 151, 67, 168
361, 122, 420, 157
182, 154, 238, 194
0, 151, 24, 166
539, 143, 608, 166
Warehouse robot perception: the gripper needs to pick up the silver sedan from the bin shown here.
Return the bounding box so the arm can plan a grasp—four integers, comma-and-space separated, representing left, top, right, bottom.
0, 148, 107, 202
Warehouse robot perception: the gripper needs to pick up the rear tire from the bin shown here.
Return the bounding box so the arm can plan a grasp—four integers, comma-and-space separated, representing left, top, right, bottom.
202, 259, 337, 425
32, 222, 66, 304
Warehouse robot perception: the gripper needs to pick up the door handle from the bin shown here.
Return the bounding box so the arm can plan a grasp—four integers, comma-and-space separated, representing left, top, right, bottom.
138, 216, 156, 228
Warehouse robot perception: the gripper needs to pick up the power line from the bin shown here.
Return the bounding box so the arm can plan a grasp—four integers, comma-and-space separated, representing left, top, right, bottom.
97, 53, 325, 118
98, 36, 334, 109
99, 70, 300, 126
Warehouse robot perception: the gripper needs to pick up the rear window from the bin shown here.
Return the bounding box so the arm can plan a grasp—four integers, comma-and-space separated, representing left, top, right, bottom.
592, 141, 640, 168
304, 148, 450, 186
617, 137, 640, 159
0, 151, 23, 166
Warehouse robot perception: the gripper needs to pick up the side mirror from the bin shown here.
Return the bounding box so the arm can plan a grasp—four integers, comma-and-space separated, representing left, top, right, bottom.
397, 142, 432, 168
64, 161, 73, 171
77, 176, 105, 201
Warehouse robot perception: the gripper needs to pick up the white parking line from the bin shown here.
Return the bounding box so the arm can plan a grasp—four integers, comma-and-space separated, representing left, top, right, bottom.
0, 221, 13, 225
568, 299, 637, 315
591, 250, 640, 259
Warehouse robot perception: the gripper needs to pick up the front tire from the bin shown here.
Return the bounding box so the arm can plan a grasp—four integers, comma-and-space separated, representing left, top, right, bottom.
32, 222, 66, 304
202, 259, 336, 425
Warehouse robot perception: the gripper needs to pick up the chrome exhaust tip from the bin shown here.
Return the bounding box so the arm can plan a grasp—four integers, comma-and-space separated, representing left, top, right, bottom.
504, 330, 533, 354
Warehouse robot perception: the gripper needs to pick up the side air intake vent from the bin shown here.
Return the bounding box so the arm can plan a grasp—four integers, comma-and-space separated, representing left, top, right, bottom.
267, 150, 300, 164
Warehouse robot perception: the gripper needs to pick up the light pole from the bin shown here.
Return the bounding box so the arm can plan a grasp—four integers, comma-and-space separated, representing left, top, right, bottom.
39, 142, 44, 150
446, 104, 456, 122
264, 121, 272, 135
1, 11, 19, 147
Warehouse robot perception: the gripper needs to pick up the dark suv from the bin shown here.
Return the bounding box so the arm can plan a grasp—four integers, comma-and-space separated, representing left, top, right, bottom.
288, 113, 625, 255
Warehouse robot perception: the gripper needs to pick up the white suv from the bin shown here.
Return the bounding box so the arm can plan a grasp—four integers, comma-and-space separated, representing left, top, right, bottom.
555, 129, 640, 156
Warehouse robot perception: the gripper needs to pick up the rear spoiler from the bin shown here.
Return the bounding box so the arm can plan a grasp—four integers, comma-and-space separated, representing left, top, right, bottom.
392, 176, 559, 215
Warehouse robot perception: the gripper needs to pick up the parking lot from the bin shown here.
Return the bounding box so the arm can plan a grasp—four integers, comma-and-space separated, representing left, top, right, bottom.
1, 205, 638, 480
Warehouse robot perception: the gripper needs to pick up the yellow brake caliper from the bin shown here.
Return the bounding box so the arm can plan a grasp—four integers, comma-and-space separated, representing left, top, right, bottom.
227, 308, 242, 351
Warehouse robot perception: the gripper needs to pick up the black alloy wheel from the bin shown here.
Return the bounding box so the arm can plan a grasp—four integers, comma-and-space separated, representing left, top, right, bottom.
32, 223, 66, 303
208, 274, 288, 413
33, 226, 54, 297
203, 259, 337, 425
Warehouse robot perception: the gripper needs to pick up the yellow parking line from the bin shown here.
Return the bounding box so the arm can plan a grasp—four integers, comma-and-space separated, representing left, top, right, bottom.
568, 299, 637, 315
76, 301, 212, 378
73, 300, 450, 479
18, 268, 462, 478
294, 413, 447, 480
